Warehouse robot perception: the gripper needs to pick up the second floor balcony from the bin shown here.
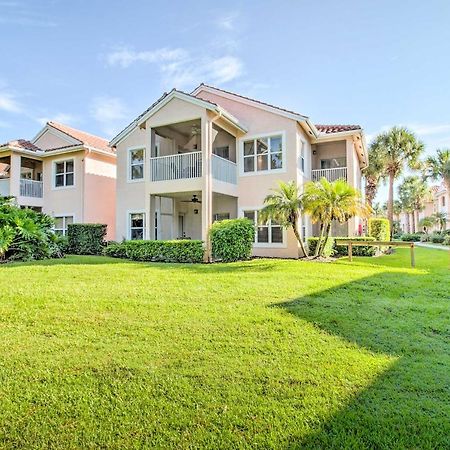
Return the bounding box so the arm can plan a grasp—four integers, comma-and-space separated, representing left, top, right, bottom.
311, 166, 348, 182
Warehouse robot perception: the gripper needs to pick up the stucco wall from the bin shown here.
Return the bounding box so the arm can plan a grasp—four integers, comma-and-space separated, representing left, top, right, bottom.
34, 129, 73, 150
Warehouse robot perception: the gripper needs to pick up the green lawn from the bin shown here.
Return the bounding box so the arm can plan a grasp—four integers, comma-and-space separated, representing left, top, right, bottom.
0, 249, 449, 449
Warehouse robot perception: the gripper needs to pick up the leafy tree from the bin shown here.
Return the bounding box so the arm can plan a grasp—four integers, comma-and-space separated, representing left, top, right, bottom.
260, 181, 307, 257
424, 149, 450, 191
398, 176, 430, 232
431, 211, 447, 233
371, 127, 424, 235
419, 216, 435, 234
0, 197, 64, 261
302, 178, 369, 257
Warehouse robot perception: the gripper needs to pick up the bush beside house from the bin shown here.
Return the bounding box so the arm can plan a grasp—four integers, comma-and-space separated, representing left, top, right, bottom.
104, 240, 204, 263
368, 218, 390, 241
334, 237, 377, 257
307, 237, 334, 257
68, 224, 107, 255
210, 218, 255, 262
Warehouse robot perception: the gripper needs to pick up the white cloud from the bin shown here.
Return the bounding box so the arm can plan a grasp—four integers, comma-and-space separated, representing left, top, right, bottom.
105, 46, 243, 89
216, 12, 238, 31
90, 96, 127, 137
35, 112, 79, 126
0, 91, 22, 113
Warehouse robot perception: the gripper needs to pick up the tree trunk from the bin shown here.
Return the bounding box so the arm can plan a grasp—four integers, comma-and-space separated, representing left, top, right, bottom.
406, 213, 410, 233
319, 222, 332, 257
387, 172, 394, 238
291, 221, 307, 258
411, 212, 416, 233
314, 223, 325, 258
365, 178, 377, 208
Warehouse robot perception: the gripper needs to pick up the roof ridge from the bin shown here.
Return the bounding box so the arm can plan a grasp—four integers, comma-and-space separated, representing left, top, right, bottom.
48, 121, 108, 144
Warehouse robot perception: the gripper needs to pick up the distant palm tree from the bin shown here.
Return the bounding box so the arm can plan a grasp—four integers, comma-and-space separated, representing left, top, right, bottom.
364, 143, 385, 208
303, 178, 369, 257
424, 149, 450, 191
419, 216, 435, 234
398, 176, 430, 232
372, 202, 386, 217
371, 127, 424, 235
432, 211, 447, 233
259, 181, 307, 257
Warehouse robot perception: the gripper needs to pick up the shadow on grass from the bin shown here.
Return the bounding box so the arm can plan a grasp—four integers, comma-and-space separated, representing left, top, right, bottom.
274, 269, 449, 448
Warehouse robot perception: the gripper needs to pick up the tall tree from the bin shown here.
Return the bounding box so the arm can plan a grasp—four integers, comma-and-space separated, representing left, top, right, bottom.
424, 149, 450, 191
398, 176, 430, 232
432, 212, 447, 233
364, 143, 385, 208
259, 181, 307, 258
302, 178, 369, 257
371, 127, 424, 235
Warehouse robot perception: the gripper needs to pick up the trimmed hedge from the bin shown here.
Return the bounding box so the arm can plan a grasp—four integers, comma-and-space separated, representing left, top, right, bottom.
334, 236, 377, 257
307, 237, 334, 257
444, 235, 450, 246
104, 240, 204, 263
68, 223, 107, 255
210, 218, 255, 262
430, 233, 445, 244
400, 233, 422, 242
368, 218, 390, 241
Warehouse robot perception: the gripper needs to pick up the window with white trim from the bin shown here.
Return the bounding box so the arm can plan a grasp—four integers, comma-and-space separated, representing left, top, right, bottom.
129, 148, 144, 180
300, 141, 305, 173
243, 135, 283, 173
129, 212, 145, 240
54, 160, 74, 187
54, 215, 73, 236
243, 210, 283, 244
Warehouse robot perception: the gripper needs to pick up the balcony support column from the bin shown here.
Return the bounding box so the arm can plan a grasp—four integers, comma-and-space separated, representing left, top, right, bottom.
201, 117, 213, 262
9, 153, 21, 198
346, 138, 357, 235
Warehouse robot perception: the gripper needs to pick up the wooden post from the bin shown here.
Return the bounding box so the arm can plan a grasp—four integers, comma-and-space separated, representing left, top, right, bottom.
410, 243, 415, 268
348, 242, 353, 262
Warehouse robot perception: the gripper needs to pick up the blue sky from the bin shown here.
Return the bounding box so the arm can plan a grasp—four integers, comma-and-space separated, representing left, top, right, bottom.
1, 0, 450, 197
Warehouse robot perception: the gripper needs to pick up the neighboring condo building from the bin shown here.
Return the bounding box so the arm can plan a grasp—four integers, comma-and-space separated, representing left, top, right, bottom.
110, 84, 368, 258
0, 122, 116, 239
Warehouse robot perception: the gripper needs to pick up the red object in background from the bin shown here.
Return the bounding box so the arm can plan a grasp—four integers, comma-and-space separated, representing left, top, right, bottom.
358, 223, 363, 236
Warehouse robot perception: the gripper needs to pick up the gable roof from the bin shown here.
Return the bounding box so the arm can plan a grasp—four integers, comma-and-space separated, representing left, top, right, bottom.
46, 122, 113, 153
110, 88, 247, 146
0, 139, 42, 153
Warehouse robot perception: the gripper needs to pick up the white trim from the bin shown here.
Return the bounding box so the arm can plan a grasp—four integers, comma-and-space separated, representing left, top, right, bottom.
239, 206, 287, 249
52, 157, 75, 190
127, 145, 146, 183
238, 131, 287, 177
127, 209, 146, 240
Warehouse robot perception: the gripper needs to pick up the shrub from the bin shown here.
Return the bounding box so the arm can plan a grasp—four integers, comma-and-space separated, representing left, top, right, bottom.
68, 224, 107, 255
430, 233, 445, 244
368, 218, 390, 241
307, 237, 334, 257
400, 233, 422, 242
420, 234, 431, 242
0, 197, 64, 262
210, 218, 255, 262
334, 237, 377, 257
392, 232, 404, 240
104, 240, 204, 263
443, 235, 450, 246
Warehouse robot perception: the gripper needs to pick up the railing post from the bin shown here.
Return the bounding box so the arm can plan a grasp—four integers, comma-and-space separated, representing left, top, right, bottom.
410, 243, 415, 268
348, 242, 353, 262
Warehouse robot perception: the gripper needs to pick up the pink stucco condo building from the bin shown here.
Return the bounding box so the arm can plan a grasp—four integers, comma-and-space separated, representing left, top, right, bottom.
110, 84, 368, 258
0, 121, 116, 239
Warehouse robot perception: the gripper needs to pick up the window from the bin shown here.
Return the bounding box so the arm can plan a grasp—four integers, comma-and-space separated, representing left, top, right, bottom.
213, 146, 230, 159
299, 141, 305, 173
243, 135, 283, 173
213, 213, 230, 222
320, 157, 346, 169
129, 148, 144, 180
54, 160, 74, 187
129, 212, 145, 240
442, 196, 446, 207
54, 216, 73, 236
243, 210, 283, 245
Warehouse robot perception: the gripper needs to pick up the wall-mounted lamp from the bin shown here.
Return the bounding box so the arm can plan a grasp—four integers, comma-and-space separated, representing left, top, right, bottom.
194, 209, 199, 215
313, 150, 317, 155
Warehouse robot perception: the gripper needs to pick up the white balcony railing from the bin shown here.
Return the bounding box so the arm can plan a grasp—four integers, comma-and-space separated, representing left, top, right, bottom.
0, 178, 9, 197
212, 154, 237, 184
20, 179, 43, 198
150, 151, 202, 182
311, 167, 347, 182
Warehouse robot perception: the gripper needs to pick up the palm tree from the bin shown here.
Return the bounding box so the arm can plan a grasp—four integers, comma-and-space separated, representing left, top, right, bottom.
303, 178, 370, 257
432, 211, 447, 233
364, 142, 385, 208
419, 216, 435, 234
398, 176, 430, 232
371, 127, 424, 235
259, 180, 307, 257
372, 202, 386, 217
424, 149, 450, 191
398, 188, 414, 233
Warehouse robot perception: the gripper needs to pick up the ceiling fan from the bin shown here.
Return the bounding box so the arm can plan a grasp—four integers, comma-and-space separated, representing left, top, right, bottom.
181, 194, 201, 204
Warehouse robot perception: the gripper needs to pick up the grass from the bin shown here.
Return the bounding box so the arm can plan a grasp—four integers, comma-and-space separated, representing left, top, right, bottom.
0, 248, 448, 449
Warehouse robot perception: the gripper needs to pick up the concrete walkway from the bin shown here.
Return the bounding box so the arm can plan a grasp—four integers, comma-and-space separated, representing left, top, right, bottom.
416, 242, 450, 251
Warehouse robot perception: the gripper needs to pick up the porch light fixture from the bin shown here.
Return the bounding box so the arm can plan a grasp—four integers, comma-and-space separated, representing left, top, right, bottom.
194, 209, 199, 214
